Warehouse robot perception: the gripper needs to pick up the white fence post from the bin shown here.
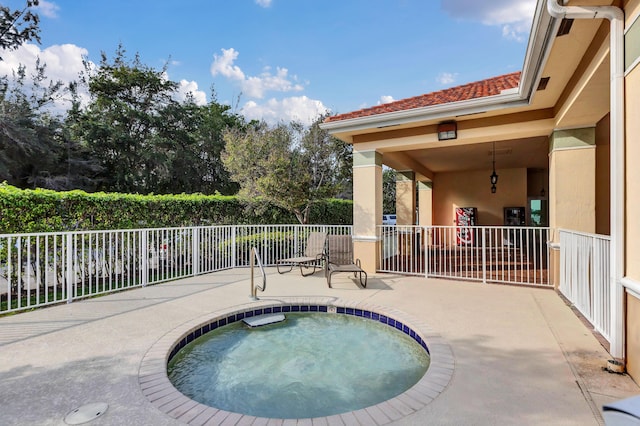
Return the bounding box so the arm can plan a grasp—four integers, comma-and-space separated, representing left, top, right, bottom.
66, 233, 73, 304
481, 228, 487, 284
141, 230, 148, 287
192, 227, 200, 276
231, 226, 237, 268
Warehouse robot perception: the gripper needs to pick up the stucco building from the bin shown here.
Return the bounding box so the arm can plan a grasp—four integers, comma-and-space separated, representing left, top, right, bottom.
321, 0, 640, 384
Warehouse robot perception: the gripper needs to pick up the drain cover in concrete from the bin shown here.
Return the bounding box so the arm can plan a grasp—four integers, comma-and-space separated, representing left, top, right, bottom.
64, 402, 108, 425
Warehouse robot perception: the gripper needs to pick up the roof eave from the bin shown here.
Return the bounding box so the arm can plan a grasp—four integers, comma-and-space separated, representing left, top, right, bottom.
320, 92, 528, 134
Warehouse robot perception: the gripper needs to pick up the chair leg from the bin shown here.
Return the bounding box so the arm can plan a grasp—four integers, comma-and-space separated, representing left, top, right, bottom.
360, 270, 367, 288
300, 261, 318, 277
277, 262, 294, 274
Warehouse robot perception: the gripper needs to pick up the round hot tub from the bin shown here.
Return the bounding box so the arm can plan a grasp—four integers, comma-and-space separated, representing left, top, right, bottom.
139, 298, 454, 424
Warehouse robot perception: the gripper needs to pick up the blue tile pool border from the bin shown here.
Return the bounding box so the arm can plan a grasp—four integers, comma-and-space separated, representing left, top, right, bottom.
167, 303, 430, 362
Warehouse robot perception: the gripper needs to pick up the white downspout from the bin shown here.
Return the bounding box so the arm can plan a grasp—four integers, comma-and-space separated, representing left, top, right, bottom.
546, 0, 625, 361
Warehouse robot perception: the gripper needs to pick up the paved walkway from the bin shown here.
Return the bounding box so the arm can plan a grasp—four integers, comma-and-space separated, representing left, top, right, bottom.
0, 269, 637, 425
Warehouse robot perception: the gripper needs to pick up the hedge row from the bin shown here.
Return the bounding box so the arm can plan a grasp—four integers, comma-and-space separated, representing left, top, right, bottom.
0, 183, 353, 234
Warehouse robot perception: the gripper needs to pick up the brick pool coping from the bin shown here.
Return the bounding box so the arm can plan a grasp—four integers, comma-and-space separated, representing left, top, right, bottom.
138, 296, 455, 425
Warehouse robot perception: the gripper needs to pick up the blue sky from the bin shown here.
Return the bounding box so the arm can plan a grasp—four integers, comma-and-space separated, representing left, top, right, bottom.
1, 0, 537, 125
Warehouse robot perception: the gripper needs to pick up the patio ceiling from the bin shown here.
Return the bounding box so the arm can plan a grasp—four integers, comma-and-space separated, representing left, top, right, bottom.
384, 137, 550, 176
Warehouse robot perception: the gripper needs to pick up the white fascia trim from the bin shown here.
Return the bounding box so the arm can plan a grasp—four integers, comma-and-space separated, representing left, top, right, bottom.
320, 93, 528, 134
519, 0, 560, 98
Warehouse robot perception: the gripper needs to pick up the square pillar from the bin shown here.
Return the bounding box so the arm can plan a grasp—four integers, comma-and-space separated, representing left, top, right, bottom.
396, 171, 416, 225
548, 127, 597, 287
418, 181, 433, 247
548, 128, 597, 234
417, 181, 433, 227
352, 150, 383, 273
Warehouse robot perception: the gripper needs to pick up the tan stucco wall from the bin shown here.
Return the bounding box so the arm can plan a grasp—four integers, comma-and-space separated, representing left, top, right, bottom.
396, 171, 416, 225
626, 42, 640, 280
625, 2, 640, 383
595, 114, 611, 235
432, 168, 527, 226
418, 181, 433, 227
353, 240, 379, 273
352, 155, 383, 238
526, 168, 548, 199
352, 151, 382, 273
549, 147, 596, 235
627, 292, 640, 382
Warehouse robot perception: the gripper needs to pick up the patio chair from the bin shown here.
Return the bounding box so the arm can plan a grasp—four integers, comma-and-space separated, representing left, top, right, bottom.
324, 235, 367, 288
276, 231, 327, 276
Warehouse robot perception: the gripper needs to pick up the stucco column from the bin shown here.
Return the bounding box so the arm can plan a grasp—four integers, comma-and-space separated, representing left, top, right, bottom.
396, 171, 416, 225
418, 181, 433, 247
417, 181, 433, 227
352, 150, 382, 273
548, 127, 597, 286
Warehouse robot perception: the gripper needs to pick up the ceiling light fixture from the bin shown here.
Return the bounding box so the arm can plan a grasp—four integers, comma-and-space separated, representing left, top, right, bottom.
490, 142, 498, 194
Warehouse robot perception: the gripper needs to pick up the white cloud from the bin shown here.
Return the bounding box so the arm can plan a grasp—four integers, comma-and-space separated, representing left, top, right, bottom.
255, 0, 272, 7
378, 95, 395, 105
36, 0, 60, 19
243, 67, 303, 98
210, 48, 245, 81
437, 72, 458, 85
210, 48, 304, 99
440, 0, 536, 41
0, 43, 90, 112
175, 79, 207, 105
0, 43, 208, 114
241, 96, 328, 126
0, 43, 87, 85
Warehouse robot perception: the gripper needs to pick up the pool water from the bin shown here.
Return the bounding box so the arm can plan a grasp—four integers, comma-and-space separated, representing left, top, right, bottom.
167, 313, 430, 419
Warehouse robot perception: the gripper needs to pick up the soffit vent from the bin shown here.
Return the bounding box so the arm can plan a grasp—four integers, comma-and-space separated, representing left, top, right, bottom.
557, 18, 574, 37
537, 77, 550, 91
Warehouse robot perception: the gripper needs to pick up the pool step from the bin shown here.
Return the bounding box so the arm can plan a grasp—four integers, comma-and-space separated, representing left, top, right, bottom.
243, 313, 286, 328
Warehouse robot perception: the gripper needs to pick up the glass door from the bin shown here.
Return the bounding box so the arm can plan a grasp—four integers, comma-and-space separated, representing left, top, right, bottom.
528, 198, 548, 227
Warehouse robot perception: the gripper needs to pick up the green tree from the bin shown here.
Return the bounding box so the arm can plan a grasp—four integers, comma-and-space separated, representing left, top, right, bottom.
305, 114, 352, 200
222, 115, 351, 224
0, 0, 40, 59
383, 168, 396, 214
154, 95, 243, 195
0, 60, 98, 190
71, 46, 179, 193
71, 46, 243, 195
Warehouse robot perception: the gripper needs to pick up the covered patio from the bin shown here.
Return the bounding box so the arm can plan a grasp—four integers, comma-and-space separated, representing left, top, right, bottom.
0, 268, 637, 425
321, 0, 640, 383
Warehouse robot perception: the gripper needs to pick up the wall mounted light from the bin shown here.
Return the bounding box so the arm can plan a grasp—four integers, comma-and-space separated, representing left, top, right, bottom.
437, 121, 457, 141
490, 142, 498, 194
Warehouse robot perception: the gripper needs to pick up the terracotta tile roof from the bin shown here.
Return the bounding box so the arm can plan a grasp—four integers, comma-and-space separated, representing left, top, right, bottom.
325, 71, 521, 123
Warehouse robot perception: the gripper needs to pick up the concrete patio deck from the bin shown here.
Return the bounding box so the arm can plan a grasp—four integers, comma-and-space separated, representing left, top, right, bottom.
0, 269, 637, 425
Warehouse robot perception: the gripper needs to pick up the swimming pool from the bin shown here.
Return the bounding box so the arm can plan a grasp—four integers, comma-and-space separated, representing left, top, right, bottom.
168, 312, 430, 418
139, 297, 454, 424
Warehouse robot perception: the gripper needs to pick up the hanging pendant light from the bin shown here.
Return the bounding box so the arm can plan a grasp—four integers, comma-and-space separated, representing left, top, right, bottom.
490, 142, 498, 194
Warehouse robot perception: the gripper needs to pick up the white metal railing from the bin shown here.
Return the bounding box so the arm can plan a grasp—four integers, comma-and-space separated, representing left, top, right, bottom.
379, 225, 550, 287
0, 224, 351, 314
559, 229, 611, 341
